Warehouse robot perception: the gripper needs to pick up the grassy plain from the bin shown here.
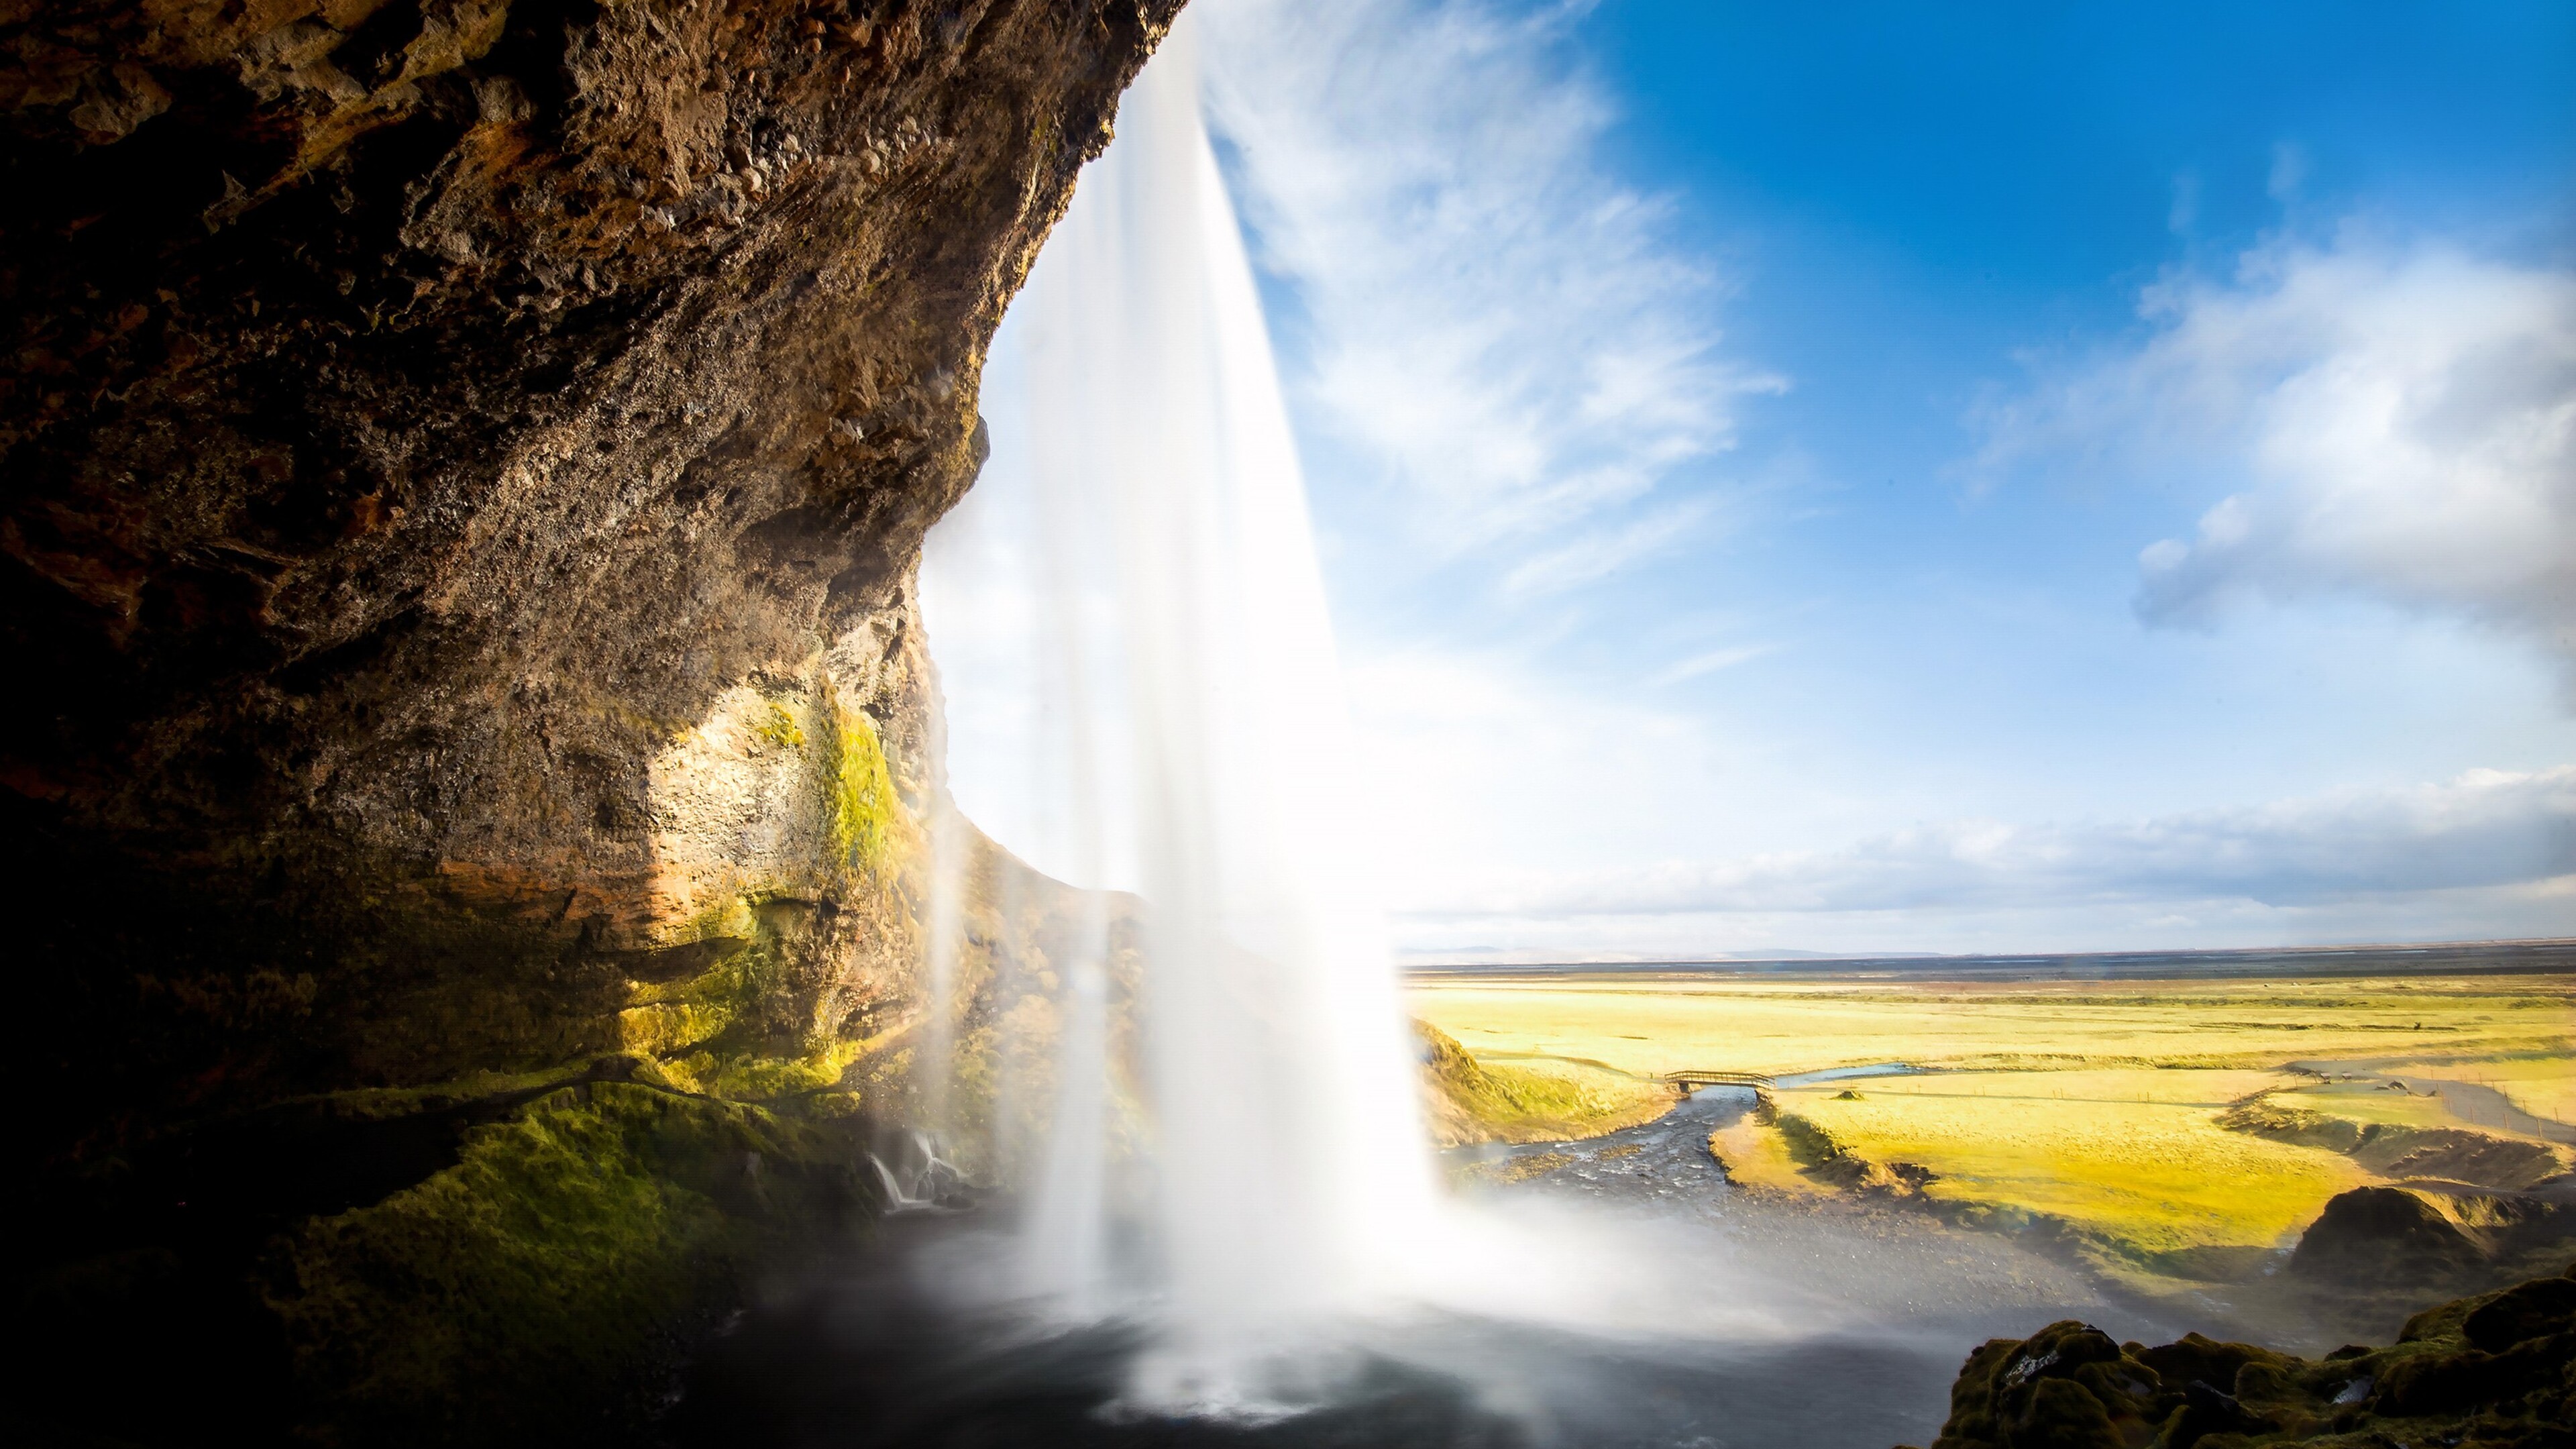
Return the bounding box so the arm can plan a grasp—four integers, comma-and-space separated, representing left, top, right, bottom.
1411, 971, 2573, 1282
1407, 973, 2574, 1078
1770, 1071, 2369, 1270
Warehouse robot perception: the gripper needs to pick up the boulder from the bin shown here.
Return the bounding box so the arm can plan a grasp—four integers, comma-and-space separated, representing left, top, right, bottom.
1912, 1264, 2576, 1449
2286, 1183, 2575, 1290
2288, 1185, 2496, 1283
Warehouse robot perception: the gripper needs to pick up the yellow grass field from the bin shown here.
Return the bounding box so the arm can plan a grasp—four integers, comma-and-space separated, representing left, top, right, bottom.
2263, 1077, 2466, 1130
1417, 1021, 1674, 1144
1769, 1071, 2370, 1268
1412, 972, 2574, 1283
1407, 973, 2574, 1080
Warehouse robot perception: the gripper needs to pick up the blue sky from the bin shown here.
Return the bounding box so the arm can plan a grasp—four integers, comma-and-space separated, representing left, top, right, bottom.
932, 0, 2576, 959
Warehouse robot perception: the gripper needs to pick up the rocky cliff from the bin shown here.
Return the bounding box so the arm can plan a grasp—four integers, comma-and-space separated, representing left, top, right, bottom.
3, 1, 1175, 1441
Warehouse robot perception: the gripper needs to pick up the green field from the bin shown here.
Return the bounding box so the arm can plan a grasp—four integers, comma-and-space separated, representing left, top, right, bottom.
1411, 971, 2574, 1285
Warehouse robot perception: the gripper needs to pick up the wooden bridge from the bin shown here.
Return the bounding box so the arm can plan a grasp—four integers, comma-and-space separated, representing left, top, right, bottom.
1660, 1069, 1774, 1091
1662, 1069, 1776, 1118
1474, 1051, 1779, 1101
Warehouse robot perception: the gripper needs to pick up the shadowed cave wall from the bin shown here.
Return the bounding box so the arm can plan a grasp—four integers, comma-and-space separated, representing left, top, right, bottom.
3, 0, 1175, 1441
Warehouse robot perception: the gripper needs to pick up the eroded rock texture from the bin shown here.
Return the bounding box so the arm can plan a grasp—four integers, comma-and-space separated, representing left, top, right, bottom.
6, 0, 1171, 1146
4, 0, 1174, 1440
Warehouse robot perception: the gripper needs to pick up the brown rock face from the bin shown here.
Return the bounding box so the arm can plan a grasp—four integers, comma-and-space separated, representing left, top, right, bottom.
7, 1, 1178, 1439
4, 0, 1177, 1155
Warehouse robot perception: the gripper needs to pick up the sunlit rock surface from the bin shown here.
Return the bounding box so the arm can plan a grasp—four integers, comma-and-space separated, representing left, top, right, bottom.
5, 1, 1175, 1440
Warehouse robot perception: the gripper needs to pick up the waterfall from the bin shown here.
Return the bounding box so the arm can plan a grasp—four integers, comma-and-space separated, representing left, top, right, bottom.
921, 9, 1438, 1409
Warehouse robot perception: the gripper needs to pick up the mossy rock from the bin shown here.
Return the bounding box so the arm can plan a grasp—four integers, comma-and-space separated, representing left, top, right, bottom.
1929, 1320, 2164, 1449
266, 1081, 869, 1446
1919, 1263, 2576, 1449
15, 1071, 877, 1449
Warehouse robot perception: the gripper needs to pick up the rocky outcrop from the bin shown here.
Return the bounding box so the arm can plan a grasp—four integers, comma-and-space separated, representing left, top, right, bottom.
6, 0, 1176, 1156
1909, 1264, 2576, 1449
2289, 1184, 2573, 1287
5, 0, 1175, 1441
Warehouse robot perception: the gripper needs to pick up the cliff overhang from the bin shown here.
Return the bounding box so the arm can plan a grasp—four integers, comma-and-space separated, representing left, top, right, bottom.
3, 0, 1176, 1439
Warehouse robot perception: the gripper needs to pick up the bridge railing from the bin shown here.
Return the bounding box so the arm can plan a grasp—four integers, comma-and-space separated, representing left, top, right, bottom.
1659, 1069, 1775, 1089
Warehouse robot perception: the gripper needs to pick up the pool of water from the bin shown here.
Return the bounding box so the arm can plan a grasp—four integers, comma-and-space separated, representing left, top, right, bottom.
673, 1089, 2176, 1448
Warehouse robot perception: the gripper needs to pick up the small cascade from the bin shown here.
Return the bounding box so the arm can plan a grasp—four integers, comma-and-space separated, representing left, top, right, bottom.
867, 1129, 971, 1216
920, 7, 1438, 1411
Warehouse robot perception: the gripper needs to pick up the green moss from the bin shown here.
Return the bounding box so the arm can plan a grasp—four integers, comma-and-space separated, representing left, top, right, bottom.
624, 924, 789, 1044
616, 1000, 737, 1057
694, 1038, 867, 1099
818, 695, 901, 877
50, 692, 927, 1445
753, 697, 806, 750
266, 1082, 865, 1447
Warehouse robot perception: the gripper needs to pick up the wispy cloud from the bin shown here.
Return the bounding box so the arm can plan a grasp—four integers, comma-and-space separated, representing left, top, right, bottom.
1201, 0, 1781, 580
1970, 227, 2576, 694
1648, 643, 1777, 687
1413, 766, 2576, 918
1501, 498, 1719, 596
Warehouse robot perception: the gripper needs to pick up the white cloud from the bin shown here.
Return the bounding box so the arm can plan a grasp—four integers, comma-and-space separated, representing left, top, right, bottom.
1200, 0, 1781, 572
1649, 642, 1776, 687
1973, 230, 2576, 691
1409, 765, 2576, 920
1499, 498, 1719, 596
